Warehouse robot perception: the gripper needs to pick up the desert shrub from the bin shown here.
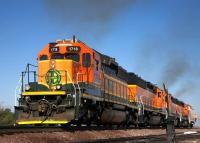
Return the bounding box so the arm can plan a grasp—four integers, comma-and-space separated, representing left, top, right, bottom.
0, 107, 14, 125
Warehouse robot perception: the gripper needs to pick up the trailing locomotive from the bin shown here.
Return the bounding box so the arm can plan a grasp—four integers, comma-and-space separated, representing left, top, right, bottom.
15, 36, 197, 127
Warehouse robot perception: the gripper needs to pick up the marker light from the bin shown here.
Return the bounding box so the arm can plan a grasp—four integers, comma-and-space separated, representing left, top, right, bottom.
56, 84, 62, 90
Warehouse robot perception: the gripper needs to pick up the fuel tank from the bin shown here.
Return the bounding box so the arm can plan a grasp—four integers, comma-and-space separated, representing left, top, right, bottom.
100, 108, 126, 124
149, 115, 162, 125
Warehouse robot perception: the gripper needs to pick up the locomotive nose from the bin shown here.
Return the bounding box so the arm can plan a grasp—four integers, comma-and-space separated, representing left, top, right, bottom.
38, 59, 78, 90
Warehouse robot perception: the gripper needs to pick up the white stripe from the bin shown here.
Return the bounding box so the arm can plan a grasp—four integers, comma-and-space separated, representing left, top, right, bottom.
55, 43, 72, 47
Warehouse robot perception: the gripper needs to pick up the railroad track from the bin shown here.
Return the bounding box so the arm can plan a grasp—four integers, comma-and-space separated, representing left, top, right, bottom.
0, 125, 141, 134
0, 126, 65, 134
1, 125, 199, 143
78, 131, 200, 143
0, 125, 197, 134
0, 125, 110, 134
77, 134, 168, 143
0, 125, 199, 143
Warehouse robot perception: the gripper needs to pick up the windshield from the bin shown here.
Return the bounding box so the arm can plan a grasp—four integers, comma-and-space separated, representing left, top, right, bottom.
51, 53, 64, 59
65, 53, 80, 62
50, 53, 80, 62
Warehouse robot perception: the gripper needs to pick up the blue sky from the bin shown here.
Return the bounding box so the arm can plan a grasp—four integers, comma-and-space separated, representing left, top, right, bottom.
0, 0, 200, 118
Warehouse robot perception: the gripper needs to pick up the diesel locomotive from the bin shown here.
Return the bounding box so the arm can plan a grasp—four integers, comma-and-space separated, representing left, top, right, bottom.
15, 36, 197, 127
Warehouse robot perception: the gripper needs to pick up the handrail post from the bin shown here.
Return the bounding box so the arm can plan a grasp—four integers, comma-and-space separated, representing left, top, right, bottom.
21, 72, 24, 92
27, 64, 30, 84
34, 71, 36, 82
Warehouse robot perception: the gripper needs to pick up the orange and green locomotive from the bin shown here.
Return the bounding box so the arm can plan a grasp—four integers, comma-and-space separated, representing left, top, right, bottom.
15, 36, 197, 127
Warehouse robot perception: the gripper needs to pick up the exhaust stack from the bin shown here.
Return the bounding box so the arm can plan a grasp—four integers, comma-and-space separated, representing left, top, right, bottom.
72, 35, 76, 43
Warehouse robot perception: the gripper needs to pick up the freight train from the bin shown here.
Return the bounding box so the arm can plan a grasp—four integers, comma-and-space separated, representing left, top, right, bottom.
15, 36, 197, 127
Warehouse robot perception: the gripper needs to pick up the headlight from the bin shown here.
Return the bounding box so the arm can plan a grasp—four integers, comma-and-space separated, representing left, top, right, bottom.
25, 84, 31, 91
56, 84, 62, 90
25, 96, 31, 102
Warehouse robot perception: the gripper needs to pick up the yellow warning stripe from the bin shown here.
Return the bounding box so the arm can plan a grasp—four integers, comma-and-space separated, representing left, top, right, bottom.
22, 91, 66, 96
17, 120, 68, 125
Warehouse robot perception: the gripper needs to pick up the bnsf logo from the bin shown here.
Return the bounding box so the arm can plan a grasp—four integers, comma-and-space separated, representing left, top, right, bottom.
45, 69, 61, 86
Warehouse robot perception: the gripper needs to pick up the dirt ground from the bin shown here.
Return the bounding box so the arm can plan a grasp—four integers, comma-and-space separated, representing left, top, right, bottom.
0, 128, 199, 143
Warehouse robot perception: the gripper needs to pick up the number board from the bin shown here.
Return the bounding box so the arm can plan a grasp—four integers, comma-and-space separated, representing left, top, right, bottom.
67, 46, 81, 52
49, 47, 59, 53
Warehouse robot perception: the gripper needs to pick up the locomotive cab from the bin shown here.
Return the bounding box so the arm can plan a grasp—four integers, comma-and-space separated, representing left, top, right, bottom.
27, 39, 96, 91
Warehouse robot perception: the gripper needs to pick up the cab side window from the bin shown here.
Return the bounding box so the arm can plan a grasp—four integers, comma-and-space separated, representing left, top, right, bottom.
40, 55, 48, 61
95, 59, 99, 71
82, 53, 91, 67
158, 92, 161, 98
